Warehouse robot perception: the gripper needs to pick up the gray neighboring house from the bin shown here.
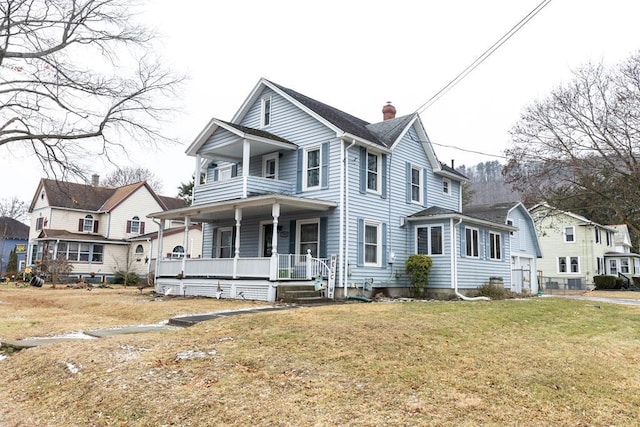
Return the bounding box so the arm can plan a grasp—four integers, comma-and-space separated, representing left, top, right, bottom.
463, 202, 542, 294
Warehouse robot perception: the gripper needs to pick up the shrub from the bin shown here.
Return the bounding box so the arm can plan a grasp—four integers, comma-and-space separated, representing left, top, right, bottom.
593, 275, 623, 290
112, 271, 140, 286
405, 254, 433, 297
477, 282, 511, 299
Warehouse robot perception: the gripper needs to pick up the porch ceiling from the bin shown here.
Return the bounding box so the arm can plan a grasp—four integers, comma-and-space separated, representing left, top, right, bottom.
148, 194, 337, 223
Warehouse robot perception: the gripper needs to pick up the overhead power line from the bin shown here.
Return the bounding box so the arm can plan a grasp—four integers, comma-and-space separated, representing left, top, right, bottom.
415, 0, 553, 114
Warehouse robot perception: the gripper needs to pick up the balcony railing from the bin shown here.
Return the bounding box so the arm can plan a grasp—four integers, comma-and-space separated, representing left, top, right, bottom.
193, 176, 294, 204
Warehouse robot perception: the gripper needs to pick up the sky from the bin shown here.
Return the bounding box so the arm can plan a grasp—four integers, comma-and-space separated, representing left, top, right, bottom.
1, 0, 640, 203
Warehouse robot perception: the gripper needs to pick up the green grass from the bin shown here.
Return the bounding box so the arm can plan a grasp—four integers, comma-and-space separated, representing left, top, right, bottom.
1, 289, 640, 425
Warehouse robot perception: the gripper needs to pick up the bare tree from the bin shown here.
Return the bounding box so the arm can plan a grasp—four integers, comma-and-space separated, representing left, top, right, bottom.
102, 166, 162, 192
504, 51, 640, 246
0, 0, 182, 180
0, 197, 27, 222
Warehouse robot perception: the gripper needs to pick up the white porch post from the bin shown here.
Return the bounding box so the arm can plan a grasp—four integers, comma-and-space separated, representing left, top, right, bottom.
270, 203, 280, 280
181, 216, 190, 275
242, 139, 250, 198
233, 207, 242, 278
194, 155, 202, 189
155, 219, 165, 289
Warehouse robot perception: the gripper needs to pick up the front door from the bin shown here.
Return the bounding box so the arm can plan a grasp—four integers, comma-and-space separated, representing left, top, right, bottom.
262, 223, 274, 257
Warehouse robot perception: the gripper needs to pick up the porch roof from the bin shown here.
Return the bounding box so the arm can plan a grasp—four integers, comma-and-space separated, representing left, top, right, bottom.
148, 194, 337, 223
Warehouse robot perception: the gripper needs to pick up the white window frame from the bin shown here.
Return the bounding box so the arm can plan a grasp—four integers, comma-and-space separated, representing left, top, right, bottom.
35, 216, 44, 231
595, 228, 601, 244
262, 153, 278, 180
415, 225, 444, 256
217, 165, 233, 182
465, 227, 479, 258
489, 231, 502, 260
83, 215, 94, 233
564, 226, 575, 243
558, 256, 580, 274
363, 220, 382, 267
303, 146, 321, 190
217, 227, 234, 258
297, 218, 320, 257
410, 165, 422, 204
608, 259, 617, 275
366, 150, 382, 194
621, 259, 630, 274
442, 178, 451, 195
261, 96, 271, 128
130, 216, 141, 234
606, 231, 612, 246
172, 245, 185, 259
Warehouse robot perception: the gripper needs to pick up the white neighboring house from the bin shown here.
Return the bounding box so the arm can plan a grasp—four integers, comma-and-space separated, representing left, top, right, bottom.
27, 177, 199, 282
603, 224, 640, 280
529, 203, 616, 288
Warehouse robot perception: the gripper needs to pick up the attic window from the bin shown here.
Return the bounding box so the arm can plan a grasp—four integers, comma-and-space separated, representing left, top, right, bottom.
40, 191, 45, 200
261, 96, 271, 127
442, 178, 451, 195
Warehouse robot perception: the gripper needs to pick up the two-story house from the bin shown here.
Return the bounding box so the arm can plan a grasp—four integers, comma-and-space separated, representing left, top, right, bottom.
0, 217, 29, 275
530, 203, 616, 288
150, 79, 517, 301
27, 177, 198, 282
603, 224, 640, 278
463, 202, 542, 294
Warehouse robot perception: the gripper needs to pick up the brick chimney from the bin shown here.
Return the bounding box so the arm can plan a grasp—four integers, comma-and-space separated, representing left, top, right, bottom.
91, 174, 100, 186
382, 102, 396, 121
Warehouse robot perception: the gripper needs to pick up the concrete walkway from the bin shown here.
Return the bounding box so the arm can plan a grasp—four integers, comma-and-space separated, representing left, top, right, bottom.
1, 305, 300, 352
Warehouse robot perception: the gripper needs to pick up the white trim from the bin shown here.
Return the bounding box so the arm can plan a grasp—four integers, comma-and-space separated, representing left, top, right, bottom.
410, 164, 423, 204
415, 224, 444, 256
303, 145, 321, 191
296, 218, 320, 256
558, 255, 580, 274
216, 227, 234, 258
442, 178, 451, 196
489, 231, 502, 261
465, 226, 479, 258
563, 225, 575, 243
261, 95, 272, 128
366, 150, 382, 195
363, 220, 382, 267
258, 220, 274, 257
217, 165, 232, 181
262, 153, 278, 180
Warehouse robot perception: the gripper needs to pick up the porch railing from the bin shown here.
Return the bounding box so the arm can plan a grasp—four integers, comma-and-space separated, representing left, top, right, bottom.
193, 176, 294, 204
156, 254, 327, 280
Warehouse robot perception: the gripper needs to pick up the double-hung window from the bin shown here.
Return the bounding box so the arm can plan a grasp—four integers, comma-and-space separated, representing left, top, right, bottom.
364, 221, 381, 266
559, 256, 579, 273
304, 147, 321, 189
261, 96, 271, 127
443, 178, 451, 195
411, 166, 422, 203
564, 226, 575, 243
83, 215, 94, 233
465, 227, 479, 258
263, 153, 278, 180
621, 259, 630, 274
367, 151, 381, 193
35, 217, 44, 231
416, 225, 443, 255
489, 232, 501, 260
298, 219, 319, 257
217, 228, 234, 258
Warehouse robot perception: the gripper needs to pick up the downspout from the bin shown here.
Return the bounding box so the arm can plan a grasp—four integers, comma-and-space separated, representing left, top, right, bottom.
342, 139, 357, 298
452, 217, 490, 301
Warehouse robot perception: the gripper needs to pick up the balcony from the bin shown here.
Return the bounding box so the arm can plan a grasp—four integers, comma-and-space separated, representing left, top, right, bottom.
193, 176, 294, 204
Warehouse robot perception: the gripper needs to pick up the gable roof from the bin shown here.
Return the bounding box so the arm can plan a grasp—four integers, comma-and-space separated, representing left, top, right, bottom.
529, 203, 616, 231
409, 205, 516, 232
29, 178, 186, 213
463, 201, 523, 224
0, 217, 29, 239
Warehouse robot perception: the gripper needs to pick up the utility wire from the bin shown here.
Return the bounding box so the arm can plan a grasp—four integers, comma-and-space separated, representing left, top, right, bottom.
430, 140, 507, 159
415, 0, 553, 114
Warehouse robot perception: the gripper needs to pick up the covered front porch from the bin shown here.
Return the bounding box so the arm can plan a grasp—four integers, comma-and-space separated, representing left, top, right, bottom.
149, 194, 338, 302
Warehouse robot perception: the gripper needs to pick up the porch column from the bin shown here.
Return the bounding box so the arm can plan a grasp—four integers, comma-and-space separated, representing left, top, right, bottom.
194, 155, 202, 190
242, 139, 250, 198
154, 219, 165, 288
269, 203, 280, 281
233, 207, 242, 278
181, 216, 190, 276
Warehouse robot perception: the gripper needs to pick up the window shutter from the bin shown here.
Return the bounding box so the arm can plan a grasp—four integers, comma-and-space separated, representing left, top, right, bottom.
213, 169, 219, 181
289, 220, 297, 254
126, 220, 131, 233
460, 225, 466, 258
93, 220, 99, 233
140, 221, 145, 234
405, 162, 412, 203
321, 142, 329, 189
381, 154, 387, 199
423, 168, 428, 207
231, 164, 238, 177
78, 219, 84, 232
357, 218, 364, 266
319, 217, 328, 258
296, 149, 303, 193
359, 147, 366, 194
382, 222, 388, 268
